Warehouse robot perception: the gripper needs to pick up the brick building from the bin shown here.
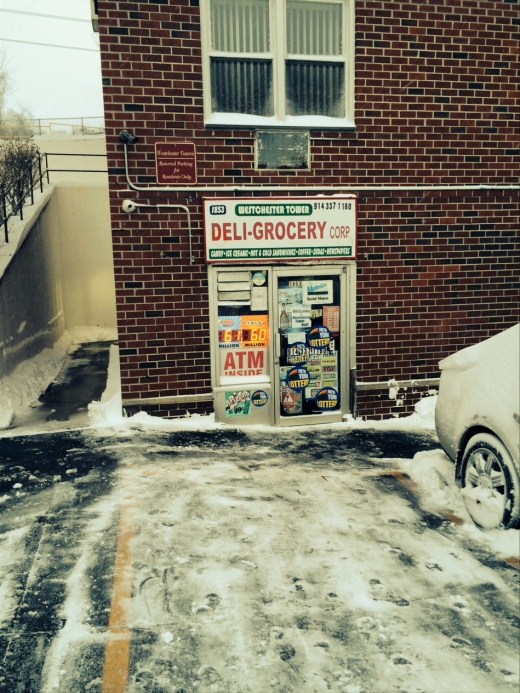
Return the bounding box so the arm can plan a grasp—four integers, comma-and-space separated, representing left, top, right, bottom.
95, 0, 519, 425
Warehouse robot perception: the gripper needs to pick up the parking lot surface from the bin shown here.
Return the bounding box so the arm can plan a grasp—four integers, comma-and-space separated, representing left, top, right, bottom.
0, 426, 518, 693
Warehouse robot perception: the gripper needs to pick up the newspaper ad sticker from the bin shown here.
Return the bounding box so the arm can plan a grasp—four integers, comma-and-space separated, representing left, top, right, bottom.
322, 379, 338, 388
315, 387, 339, 410
321, 355, 337, 367
286, 342, 310, 366
251, 390, 268, 407
286, 366, 310, 390
225, 390, 251, 416
302, 280, 333, 304
307, 325, 331, 350
305, 386, 321, 399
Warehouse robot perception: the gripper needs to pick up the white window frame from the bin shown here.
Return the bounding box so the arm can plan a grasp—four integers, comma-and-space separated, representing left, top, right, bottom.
200, 0, 355, 129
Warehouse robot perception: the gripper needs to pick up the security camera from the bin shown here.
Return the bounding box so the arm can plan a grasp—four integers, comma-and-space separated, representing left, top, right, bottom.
119, 130, 138, 145
122, 199, 137, 214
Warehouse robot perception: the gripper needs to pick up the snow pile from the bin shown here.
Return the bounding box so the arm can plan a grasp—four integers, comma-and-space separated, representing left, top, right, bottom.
342, 394, 437, 432
460, 484, 505, 531
0, 332, 73, 429
89, 395, 438, 436
0, 327, 119, 430
88, 344, 124, 426
401, 449, 520, 558
401, 449, 462, 508
67, 326, 118, 344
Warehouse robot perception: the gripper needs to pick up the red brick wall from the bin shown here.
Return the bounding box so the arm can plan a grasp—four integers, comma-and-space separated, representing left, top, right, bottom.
97, 0, 520, 418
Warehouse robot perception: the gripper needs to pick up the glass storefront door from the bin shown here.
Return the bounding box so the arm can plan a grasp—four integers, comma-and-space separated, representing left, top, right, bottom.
274, 268, 346, 425
210, 265, 350, 426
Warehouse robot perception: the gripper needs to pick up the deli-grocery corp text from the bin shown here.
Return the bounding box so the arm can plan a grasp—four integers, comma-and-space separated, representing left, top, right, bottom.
204, 196, 357, 263
211, 220, 350, 242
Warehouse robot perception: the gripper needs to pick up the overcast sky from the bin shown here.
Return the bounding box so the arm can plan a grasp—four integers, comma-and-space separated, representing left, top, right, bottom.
0, 0, 104, 122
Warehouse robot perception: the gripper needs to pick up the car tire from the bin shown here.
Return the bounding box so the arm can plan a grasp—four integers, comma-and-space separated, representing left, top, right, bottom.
461, 432, 520, 530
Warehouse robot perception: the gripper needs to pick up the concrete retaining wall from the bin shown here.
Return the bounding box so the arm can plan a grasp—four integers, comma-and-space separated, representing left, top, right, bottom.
0, 182, 117, 377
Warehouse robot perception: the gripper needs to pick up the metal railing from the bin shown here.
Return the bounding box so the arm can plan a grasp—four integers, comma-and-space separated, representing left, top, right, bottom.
1, 153, 45, 243
1, 152, 108, 244
0, 117, 105, 139
42, 151, 108, 176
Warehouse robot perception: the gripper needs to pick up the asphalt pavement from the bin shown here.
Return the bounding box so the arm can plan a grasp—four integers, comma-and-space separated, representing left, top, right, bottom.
0, 344, 518, 693
1, 426, 519, 693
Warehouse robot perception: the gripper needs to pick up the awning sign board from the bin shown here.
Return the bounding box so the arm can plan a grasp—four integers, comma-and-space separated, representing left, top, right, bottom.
204, 196, 357, 263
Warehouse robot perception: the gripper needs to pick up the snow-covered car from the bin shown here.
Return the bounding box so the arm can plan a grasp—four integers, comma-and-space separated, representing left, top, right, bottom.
435, 324, 520, 530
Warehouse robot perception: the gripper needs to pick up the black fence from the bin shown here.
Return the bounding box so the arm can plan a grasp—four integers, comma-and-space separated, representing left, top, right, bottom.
1, 152, 108, 244
1, 153, 45, 243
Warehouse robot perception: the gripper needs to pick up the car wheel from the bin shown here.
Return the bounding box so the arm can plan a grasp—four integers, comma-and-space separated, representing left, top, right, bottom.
461, 432, 520, 530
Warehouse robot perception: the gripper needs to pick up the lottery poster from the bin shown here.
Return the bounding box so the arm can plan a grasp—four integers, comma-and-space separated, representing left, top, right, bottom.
219, 314, 270, 380
323, 305, 340, 332
225, 390, 251, 416
219, 314, 269, 349
280, 315, 341, 416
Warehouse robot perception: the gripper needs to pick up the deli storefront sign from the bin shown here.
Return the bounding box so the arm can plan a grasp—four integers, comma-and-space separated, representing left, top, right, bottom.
203, 196, 357, 263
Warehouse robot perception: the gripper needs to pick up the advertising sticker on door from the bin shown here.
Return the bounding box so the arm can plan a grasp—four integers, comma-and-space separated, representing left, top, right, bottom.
204, 196, 357, 262
225, 390, 251, 416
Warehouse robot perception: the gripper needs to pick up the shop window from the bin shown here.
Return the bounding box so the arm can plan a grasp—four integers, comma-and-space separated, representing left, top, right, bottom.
201, 0, 354, 128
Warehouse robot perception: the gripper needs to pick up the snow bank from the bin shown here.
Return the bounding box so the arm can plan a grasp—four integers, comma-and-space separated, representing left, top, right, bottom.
0, 327, 118, 430
401, 449, 520, 557
88, 341, 438, 434
89, 391, 438, 435
87, 344, 123, 426
0, 332, 73, 429
342, 394, 437, 431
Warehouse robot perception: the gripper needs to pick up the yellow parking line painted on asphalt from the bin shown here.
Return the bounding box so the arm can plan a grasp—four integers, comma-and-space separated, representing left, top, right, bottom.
101, 494, 134, 693
437, 509, 464, 525
503, 555, 520, 570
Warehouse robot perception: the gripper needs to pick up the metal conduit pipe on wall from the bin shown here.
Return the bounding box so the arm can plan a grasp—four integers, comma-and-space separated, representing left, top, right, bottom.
122, 201, 193, 265
121, 137, 520, 194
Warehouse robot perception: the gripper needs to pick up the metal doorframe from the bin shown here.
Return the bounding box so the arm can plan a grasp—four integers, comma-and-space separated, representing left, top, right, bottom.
271, 264, 354, 427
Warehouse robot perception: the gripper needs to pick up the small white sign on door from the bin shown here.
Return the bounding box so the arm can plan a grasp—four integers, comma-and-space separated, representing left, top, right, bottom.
302, 280, 333, 304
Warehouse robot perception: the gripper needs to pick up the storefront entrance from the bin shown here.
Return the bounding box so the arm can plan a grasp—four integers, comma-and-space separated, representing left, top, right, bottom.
210, 265, 355, 426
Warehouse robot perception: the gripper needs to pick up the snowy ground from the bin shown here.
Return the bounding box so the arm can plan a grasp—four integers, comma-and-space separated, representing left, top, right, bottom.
0, 337, 518, 693
0, 426, 519, 693
0, 327, 117, 431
